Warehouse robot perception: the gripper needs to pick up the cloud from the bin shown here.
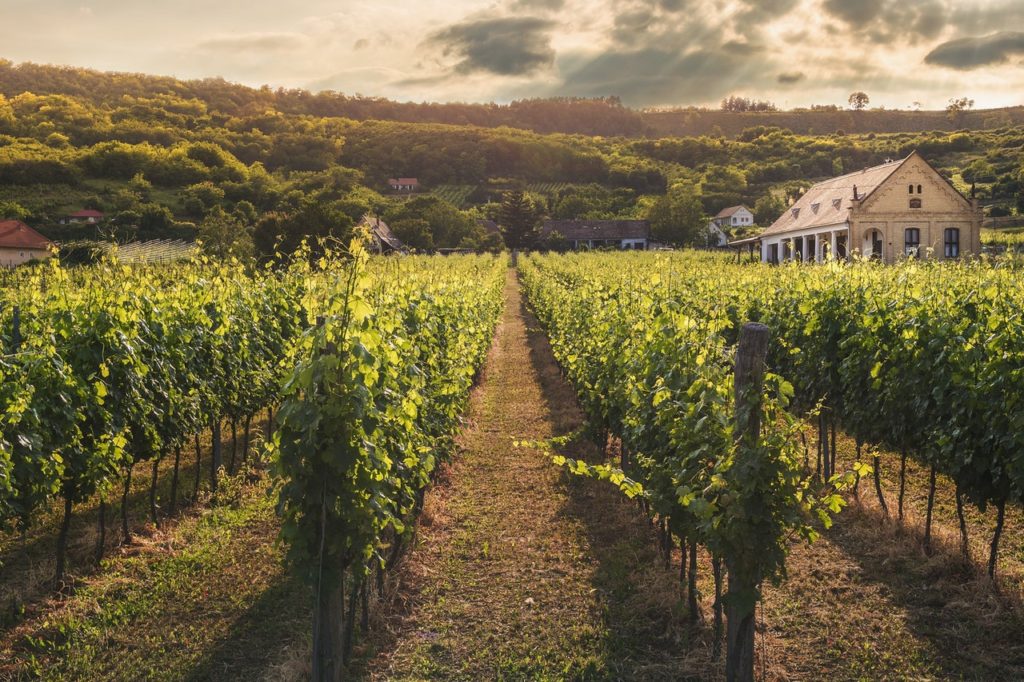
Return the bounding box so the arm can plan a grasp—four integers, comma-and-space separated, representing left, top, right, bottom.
822, 0, 883, 27
556, 46, 761, 106
196, 32, 307, 52
821, 0, 947, 43
925, 31, 1024, 70
353, 38, 370, 51
777, 71, 805, 84
508, 0, 566, 10
426, 17, 557, 76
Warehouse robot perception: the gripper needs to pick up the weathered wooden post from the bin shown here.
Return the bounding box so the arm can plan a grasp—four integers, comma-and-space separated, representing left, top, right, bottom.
726, 322, 769, 682
311, 315, 347, 682
12, 305, 22, 351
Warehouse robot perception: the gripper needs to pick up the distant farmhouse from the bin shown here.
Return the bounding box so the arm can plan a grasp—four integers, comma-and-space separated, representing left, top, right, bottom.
707, 205, 753, 246
752, 152, 981, 264
359, 215, 406, 254
0, 220, 54, 267
60, 209, 105, 225
388, 178, 419, 193
541, 219, 649, 250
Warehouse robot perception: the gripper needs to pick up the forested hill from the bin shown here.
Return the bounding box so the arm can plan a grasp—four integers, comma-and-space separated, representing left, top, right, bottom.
2, 59, 1022, 139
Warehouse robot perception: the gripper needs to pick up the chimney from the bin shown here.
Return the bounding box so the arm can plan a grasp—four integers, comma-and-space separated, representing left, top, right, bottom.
853, 184, 858, 200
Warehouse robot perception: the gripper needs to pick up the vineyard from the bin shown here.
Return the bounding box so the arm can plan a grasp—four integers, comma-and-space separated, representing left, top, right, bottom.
0, 245, 504, 679
520, 250, 1024, 676
2, 247, 1024, 680
428, 185, 477, 208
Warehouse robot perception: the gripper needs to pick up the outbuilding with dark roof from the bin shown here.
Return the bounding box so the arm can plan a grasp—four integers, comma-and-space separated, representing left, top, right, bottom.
540, 219, 649, 250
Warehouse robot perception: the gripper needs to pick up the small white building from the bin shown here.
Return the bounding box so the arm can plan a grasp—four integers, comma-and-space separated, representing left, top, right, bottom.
707, 205, 753, 246
60, 209, 105, 225
388, 178, 419, 192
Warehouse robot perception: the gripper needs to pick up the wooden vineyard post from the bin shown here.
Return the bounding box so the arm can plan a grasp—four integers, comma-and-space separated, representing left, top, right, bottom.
311, 316, 346, 682
726, 322, 769, 682
11, 305, 22, 351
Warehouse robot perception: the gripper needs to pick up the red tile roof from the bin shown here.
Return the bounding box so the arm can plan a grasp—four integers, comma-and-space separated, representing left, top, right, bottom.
0, 220, 54, 250
68, 209, 105, 218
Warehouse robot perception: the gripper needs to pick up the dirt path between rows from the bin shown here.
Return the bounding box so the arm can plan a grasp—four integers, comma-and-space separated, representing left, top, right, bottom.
365, 270, 701, 680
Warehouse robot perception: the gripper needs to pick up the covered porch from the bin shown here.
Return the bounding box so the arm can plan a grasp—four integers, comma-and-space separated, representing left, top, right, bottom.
761, 224, 849, 264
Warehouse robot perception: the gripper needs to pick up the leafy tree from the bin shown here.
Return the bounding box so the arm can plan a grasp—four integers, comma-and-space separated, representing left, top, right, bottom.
197, 206, 253, 260
0, 200, 30, 220
384, 196, 476, 249
946, 97, 975, 125
390, 218, 434, 251
848, 92, 869, 110
646, 185, 705, 246
753, 193, 787, 226
253, 200, 353, 256
497, 190, 541, 249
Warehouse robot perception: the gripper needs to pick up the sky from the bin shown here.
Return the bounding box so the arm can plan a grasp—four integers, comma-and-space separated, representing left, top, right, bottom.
2, 0, 1023, 110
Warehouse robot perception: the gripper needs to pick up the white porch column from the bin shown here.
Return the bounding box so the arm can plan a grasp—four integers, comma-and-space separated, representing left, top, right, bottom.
830, 231, 838, 260
803, 236, 811, 262
816, 235, 824, 263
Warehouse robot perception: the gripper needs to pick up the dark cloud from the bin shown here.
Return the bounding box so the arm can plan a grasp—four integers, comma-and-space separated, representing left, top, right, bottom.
822, 0, 883, 27
508, 0, 566, 11
353, 38, 370, 51
951, 2, 1024, 35
925, 31, 1024, 70
821, 0, 947, 43
777, 71, 805, 84
427, 17, 556, 76
556, 46, 760, 106
196, 32, 306, 52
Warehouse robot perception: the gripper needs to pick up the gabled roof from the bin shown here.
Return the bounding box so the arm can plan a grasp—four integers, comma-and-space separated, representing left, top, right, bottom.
360, 215, 405, 251
760, 156, 907, 237
541, 219, 649, 241
68, 209, 104, 218
714, 205, 750, 218
388, 177, 419, 185
0, 220, 54, 250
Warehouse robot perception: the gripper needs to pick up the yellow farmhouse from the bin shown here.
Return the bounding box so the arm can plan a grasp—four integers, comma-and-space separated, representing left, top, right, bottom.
758, 151, 982, 264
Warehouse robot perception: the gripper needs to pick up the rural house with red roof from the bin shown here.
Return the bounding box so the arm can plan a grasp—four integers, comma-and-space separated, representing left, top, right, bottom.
60, 209, 105, 225
0, 220, 55, 267
388, 178, 419, 193
756, 151, 981, 264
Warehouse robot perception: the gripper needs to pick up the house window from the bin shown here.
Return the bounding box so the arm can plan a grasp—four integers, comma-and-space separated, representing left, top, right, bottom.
909, 198, 922, 209
908, 184, 914, 194
791, 207, 800, 219
944, 228, 960, 258
904, 228, 920, 257
917, 184, 922, 194
833, 198, 842, 210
